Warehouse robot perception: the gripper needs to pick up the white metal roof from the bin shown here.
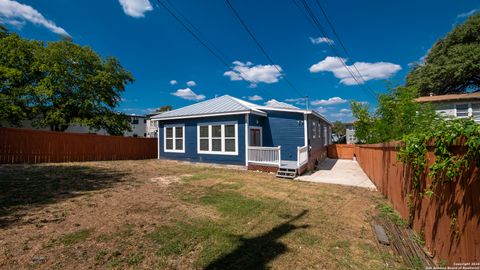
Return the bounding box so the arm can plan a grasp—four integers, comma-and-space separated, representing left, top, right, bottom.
151, 95, 331, 124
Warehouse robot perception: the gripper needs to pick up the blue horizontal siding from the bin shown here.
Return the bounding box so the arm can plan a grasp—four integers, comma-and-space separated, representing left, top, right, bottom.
262, 111, 305, 161
307, 114, 331, 152
159, 115, 246, 165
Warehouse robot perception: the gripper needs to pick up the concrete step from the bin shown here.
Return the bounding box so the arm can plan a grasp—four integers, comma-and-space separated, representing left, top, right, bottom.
276, 168, 297, 179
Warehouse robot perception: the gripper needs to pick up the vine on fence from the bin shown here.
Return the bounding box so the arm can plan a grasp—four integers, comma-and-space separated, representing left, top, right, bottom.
398, 118, 480, 198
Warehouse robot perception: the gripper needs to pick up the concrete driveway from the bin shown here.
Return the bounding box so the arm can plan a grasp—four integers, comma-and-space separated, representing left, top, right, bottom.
296, 158, 376, 189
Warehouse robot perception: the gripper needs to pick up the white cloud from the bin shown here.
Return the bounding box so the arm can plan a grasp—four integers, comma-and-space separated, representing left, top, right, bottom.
169, 80, 178, 85
171, 88, 205, 101
457, 8, 478, 19
248, 95, 263, 101
311, 97, 347, 106
315, 107, 327, 113
340, 108, 351, 113
309, 56, 401, 85
0, 0, 69, 36
309, 36, 334, 45
118, 0, 153, 18
224, 61, 283, 87
285, 97, 306, 105
186, 80, 197, 87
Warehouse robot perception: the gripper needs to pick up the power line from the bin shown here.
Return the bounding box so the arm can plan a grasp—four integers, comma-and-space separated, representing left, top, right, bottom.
293, 0, 376, 100
154, 0, 275, 100
313, 0, 376, 93
225, 0, 306, 99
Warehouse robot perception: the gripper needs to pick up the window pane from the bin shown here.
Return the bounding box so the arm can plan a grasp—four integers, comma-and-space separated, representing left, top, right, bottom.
175, 139, 183, 150
456, 104, 469, 117
212, 139, 221, 151
212, 125, 221, 137
225, 125, 235, 137
200, 126, 208, 137
175, 127, 183, 138
225, 139, 235, 152
166, 127, 173, 138
166, 138, 173, 149
200, 139, 209, 151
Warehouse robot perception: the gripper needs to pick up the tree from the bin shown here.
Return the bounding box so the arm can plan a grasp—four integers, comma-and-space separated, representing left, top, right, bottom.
351, 86, 438, 144
0, 31, 43, 126
332, 121, 346, 136
155, 105, 172, 112
32, 39, 134, 134
406, 13, 480, 95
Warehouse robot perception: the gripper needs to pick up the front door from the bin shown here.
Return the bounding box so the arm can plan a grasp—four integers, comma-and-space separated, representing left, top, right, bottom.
249, 127, 262, 146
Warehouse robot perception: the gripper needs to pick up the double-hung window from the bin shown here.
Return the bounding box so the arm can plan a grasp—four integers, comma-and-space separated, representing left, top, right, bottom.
456, 103, 469, 118
323, 124, 328, 146
164, 125, 185, 153
197, 122, 238, 155
312, 122, 316, 138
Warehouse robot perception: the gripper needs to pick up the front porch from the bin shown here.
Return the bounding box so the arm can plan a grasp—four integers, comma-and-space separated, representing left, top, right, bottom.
247, 145, 309, 178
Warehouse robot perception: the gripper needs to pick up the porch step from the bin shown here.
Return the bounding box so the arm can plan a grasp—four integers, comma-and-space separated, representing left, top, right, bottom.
276, 167, 297, 179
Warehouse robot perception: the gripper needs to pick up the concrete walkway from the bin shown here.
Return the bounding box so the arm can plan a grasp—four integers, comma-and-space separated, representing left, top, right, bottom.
296, 158, 376, 189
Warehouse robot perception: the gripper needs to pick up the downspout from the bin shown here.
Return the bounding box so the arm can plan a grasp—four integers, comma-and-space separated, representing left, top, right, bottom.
245, 114, 249, 167
157, 123, 160, 160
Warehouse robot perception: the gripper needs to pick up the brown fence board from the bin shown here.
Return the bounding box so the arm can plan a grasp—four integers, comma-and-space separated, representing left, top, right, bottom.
327, 144, 355, 159
350, 142, 479, 264
0, 128, 157, 164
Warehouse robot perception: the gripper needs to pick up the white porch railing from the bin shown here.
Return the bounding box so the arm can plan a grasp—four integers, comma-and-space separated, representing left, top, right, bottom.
248, 146, 281, 166
297, 145, 308, 168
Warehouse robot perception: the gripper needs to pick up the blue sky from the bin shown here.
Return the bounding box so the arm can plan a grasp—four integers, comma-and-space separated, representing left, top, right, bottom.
0, 0, 478, 121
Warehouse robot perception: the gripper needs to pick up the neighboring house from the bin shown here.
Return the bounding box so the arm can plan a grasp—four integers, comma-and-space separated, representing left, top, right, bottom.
345, 122, 357, 144
1, 114, 148, 137
125, 115, 148, 137
146, 113, 161, 138
415, 92, 480, 123
151, 95, 332, 178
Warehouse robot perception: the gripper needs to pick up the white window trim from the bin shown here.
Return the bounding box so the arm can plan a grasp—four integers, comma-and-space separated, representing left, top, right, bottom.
197, 121, 239, 155
249, 126, 263, 146
164, 124, 185, 153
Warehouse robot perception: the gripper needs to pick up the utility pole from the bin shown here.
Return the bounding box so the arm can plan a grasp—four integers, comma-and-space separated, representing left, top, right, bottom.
305, 96, 309, 111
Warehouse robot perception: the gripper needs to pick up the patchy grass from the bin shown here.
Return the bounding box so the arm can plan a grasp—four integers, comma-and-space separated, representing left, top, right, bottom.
189, 189, 275, 218
377, 203, 408, 228
59, 228, 92, 245
0, 159, 407, 269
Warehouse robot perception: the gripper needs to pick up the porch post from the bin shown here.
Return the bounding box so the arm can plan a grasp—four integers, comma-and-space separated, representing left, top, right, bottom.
303, 114, 308, 147
278, 146, 281, 167
245, 114, 249, 167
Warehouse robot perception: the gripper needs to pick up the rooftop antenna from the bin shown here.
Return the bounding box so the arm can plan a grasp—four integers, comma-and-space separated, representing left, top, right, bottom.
305, 96, 309, 111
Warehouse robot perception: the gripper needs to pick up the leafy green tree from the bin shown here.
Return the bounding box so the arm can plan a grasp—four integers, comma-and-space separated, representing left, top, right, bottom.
351, 86, 438, 143
155, 105, 172, 112
332, 121, 346, 136
406, 13, 480, 95
32, 40, 134, 134
0, 31, 43, 126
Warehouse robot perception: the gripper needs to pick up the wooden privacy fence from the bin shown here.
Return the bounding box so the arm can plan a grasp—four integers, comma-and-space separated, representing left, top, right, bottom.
327, 144, 355, 159
0, 128, 157, 163
329, 143, 479, 263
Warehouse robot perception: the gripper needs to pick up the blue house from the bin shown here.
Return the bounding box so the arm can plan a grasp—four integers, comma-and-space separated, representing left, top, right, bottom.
151, 95, 332, 178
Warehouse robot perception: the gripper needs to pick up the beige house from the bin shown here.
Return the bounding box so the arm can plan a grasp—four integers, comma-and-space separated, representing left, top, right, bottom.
415, 92, 480, 123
